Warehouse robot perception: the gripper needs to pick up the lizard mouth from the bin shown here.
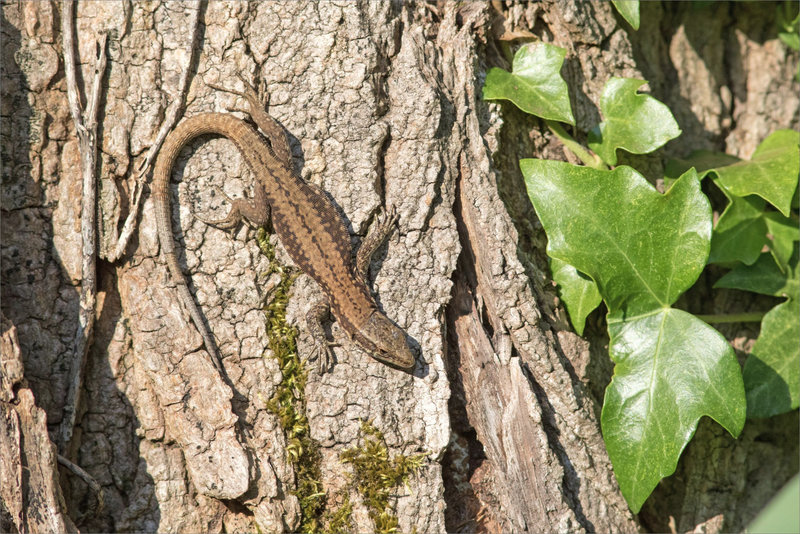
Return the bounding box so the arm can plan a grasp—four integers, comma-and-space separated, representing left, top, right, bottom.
373, 348, 415, 371
359, 312, 416, 370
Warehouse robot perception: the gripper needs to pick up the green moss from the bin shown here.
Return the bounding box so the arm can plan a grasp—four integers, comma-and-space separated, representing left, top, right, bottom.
257, 228, 326, 533
322, 492, 354, 534
257, 232, 421, 533
340, 421, 427, 534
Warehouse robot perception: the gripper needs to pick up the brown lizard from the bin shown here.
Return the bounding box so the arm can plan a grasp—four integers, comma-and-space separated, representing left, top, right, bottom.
151, 81, 415, 372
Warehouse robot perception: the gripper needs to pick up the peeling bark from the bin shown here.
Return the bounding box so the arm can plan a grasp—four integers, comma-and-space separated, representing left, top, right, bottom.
1, 1, 797, 533
1, 314, 78, 534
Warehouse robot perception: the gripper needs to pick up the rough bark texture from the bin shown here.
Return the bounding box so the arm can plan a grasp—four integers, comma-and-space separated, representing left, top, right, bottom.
1, 1, 797, 533
1, 314, 78, 534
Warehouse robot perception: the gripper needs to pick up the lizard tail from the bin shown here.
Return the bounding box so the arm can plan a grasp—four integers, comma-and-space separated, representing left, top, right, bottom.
150, 112, 264, 374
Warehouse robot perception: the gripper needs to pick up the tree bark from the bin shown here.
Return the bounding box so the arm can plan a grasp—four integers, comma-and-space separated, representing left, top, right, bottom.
1, 1, 796, 533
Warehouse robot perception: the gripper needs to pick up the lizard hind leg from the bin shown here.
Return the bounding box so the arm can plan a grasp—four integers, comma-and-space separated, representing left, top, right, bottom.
207, 76, 293, 166
356, 206, 399, 279
196, 183, 271, 231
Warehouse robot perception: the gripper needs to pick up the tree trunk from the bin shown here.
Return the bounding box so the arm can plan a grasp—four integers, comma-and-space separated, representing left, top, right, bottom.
1, 1, 796, 532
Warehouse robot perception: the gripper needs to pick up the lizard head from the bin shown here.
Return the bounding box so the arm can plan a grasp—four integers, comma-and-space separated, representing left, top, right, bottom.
359, 310, 415, 370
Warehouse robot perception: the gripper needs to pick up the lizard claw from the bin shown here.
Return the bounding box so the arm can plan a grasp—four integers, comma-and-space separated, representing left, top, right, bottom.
206, 77, 254, 99
377, 205, 399, 228
305, 298, 338, 373
209, 184, 235, 203
308, 340, 338, 373
235, 72, 262, 99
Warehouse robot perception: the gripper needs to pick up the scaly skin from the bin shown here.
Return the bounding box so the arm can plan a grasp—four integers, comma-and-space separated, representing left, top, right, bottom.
151, 82, 415, 371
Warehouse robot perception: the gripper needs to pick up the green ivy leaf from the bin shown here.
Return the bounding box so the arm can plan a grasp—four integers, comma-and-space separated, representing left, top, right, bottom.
715, 251, 799, 299
612, 0, 640, 30
483, 42, 575, 125
780, 30, 800, 51
712, 130, 800, 217
664, 150, 740, 187
669, 134, 799, 270
777, 2, 800, 51
716, 251, 798, 418
551, 258, 602, 336
522, 159, 745, 512
604, 308, 745, 511
744, 300, 800, 418
522, 161, 709, 315
764, 212, 800, 273
708, 192, 767, 266
587, 78, 681, 166
665, 131, 800, 216
747, 474, 800, 534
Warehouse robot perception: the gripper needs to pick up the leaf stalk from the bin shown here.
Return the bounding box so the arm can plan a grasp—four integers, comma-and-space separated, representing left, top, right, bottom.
546, 120, 607, 170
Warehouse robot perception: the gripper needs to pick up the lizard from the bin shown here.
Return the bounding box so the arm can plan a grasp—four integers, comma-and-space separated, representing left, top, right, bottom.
151, 80, 415, 372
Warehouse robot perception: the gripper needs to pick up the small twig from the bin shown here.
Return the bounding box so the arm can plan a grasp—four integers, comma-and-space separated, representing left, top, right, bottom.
109, 0, 203, 261
135, 0, 202, 178
86, 34, 108, 129
62, 0, 85, 137
59, 0, 107, 455
57, 455, 105, 516
109, 178, 145, 261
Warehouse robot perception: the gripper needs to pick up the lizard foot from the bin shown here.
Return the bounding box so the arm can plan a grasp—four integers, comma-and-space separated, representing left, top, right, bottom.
373, 205, 399, 235
306, 298, 338, 373
207, 74, 263, 117
207, 75, 293, 166
308, 339, 339, 374
196, 184, 271, 233
195, 186, 242, 230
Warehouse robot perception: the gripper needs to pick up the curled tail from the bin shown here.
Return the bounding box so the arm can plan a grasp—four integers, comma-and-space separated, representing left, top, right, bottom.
151, 112, 264, 373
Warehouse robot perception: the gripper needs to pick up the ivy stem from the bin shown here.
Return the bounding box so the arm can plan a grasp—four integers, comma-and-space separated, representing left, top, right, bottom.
695, 312, 765, 324
546, 120, 607, 170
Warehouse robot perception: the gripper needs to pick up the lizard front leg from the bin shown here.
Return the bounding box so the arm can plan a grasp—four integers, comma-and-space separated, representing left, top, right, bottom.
305, 297, 338, 373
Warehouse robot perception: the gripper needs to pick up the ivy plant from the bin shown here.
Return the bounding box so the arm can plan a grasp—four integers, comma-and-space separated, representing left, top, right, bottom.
777, 1, 800, 79
483, 41, 799, 513
612, 0, 640, 30
483, 42, 574, 125
716, 253, 799, 418
587, 77, 681, 165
